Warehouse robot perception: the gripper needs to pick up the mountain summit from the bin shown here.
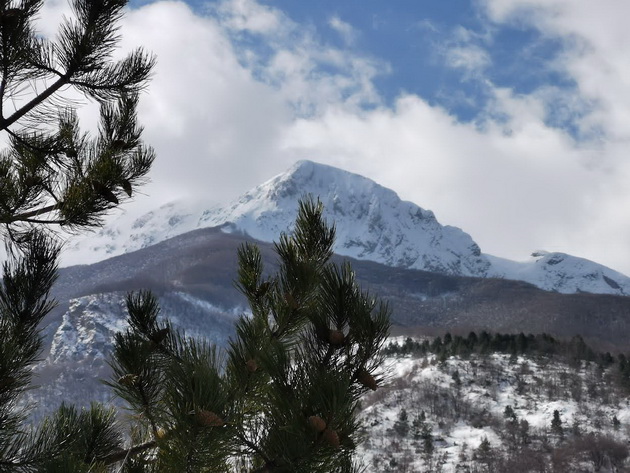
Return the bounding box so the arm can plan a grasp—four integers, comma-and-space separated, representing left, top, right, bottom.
198, 160, 491, 277
64, 160, 630, 295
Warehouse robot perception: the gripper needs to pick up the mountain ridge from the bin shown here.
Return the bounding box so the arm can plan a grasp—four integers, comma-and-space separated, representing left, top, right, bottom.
63, 160, 630, 295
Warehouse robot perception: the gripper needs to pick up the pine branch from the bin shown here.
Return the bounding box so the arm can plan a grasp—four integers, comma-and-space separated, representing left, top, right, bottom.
99, 439, 157, 466
1, 203, 61, 223
0, 73, 70, 130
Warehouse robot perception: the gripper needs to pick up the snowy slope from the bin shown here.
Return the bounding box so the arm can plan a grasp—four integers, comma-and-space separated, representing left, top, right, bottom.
357, 340, 630, 472
63, 160, 630, 295
198, 160, 490, 277
488, 251, 630, 295
64, 160, 489, 276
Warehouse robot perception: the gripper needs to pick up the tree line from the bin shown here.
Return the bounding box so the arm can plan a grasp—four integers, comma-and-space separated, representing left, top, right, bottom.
384, 331, 630, 390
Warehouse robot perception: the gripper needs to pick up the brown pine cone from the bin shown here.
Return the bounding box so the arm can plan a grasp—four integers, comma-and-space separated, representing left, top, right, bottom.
323, 428, 340, 448
357, 369, 378, 391
328, 329, 345, 346
307, 415, 327, 432
246, 359, 258, 373
196, 410, 225, 427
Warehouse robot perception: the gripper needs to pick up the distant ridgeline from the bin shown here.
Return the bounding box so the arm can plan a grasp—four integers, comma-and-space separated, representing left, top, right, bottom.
385, 332, 630, 391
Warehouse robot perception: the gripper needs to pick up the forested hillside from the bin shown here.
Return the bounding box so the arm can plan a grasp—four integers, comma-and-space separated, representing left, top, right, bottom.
357, 333, 630, 472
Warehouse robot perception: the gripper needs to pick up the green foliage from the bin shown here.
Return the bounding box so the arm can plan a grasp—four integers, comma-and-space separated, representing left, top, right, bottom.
0, 0, 155, 236
0, 0, 154, 471
107, 198, 391, 472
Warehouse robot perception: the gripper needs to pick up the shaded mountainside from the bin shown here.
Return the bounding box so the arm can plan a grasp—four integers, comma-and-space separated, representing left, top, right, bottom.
25, 225, 630, 421
52, 226, 630, 350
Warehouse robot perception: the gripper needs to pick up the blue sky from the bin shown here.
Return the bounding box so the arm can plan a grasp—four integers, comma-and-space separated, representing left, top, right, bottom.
208, 0, 573, 124
38, 0, 630, 274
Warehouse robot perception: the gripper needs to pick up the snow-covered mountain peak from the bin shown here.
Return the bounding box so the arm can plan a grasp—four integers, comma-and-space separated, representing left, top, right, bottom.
487, 250, 630, 295
198, 160, 489, 277
62, 159, 630, 295
64, 160, 487, 276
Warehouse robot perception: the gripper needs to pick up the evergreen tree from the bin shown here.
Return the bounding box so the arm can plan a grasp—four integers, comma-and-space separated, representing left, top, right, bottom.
412, 411, 426, 441
393, 408, 409, 437
0, 0, 154, 470
613, 415, 621, 431
0, 3, 391, 472
421, 424, 434, 459
107, 199, 391, 472
503, 405, 516, 422
551, 410, 564, 439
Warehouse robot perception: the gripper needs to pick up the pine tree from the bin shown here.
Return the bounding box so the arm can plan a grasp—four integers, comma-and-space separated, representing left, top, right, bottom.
393, 408, 409, 437
0, 0, 152, 471
107, 198, 391, 472
551, 409, 564, 439
503, 405, 516, 422
0, 3, 390, 472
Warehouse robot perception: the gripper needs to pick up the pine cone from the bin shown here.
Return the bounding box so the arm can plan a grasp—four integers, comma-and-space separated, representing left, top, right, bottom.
112, 139, 127, 150
196, 410, 224, 427
307, 415, 327, 433
121, 179, 132, 197
91, 180, 119, 204
246, 359, 258, 373
0, 9, 22, 26
156, 428, 168, 439
328, 329, 345, 346
357, 369, 378, 391
118, 374, 139, 387
323, 428, 340, 448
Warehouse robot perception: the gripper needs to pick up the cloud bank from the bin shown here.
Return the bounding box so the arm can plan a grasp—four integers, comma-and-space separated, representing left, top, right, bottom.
32, 0, 630, 274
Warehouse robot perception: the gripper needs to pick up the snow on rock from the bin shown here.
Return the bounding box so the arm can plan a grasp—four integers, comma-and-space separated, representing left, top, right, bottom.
487, 251, 630, 295
64, 160, 490, 277
198, 160, 490, 277
28, 291, 242, 422
48, 294, 128, 366
62, 159, 630, 295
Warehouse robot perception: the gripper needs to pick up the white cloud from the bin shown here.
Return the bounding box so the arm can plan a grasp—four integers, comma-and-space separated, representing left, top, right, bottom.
26, 0, 630, 275
214, 0, 282, 34
117, 1, 292, 206
432, 25, 494, 81
329, 15, 358, 45
111, 0, 386, 213
481, 0, 630, 143
444, 44, 491, 76
280, 90, 602, 263
213, 0, 386, 116
472, 0, 630, 269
